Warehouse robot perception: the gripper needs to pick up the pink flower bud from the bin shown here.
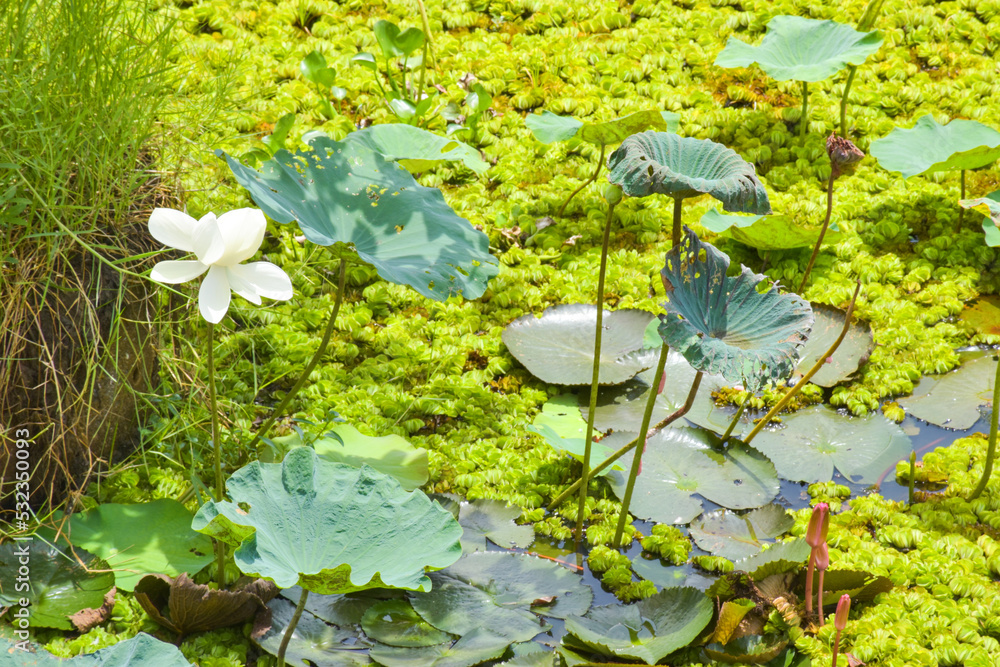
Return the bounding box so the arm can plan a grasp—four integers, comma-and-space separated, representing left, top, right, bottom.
805, 502, 829, 549
815, 541, 829, 570
835, 594, 851, 631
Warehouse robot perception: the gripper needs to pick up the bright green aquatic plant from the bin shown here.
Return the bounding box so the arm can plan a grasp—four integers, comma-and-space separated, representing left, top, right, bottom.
442, 81, 492, 145
342, 123, 489, 175
352, 19, 437, 126
840, 0, 886, 135
299, 50, 346, 120
714, 15, 882, 136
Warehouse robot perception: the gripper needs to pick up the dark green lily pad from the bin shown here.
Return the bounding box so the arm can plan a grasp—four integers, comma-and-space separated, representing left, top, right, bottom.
734, 539, 811, 580
0, 633, 192, 666
343, 124, 488, 175
607, 428, 780, 525
526, 394, 624, 473
898, 354, 997, 429
704, 636, 789, 665
792, 304, 873, 387
255, 596, 370, 667
960, 296, 1000, 336
501, 305, 655, 385
0, 542, 113, 630
608, 132, 771, 213
525, 109, 679, 145
631, 558, 715, 592
658, 229, 813, 393
960, 193, 1000, 246
689, 505, 795, 561
562, 587, 713, 664
362, 600, 453, 647
370, 627, 511, 667
279, 586, 396, 628
458, 499, 534, 552
714, 15, 882, 82
700, 207, 842, 251
222, 134, 498, 301
499, 642, 558, 667
193, 448, 462, 593
870, 116, 1000, 178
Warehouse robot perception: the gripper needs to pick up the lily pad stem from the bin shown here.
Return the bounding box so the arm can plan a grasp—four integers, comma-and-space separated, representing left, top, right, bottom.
968, 354, 1000, 500
557, 143, 606, 218
800, 81, 809, 137
574, 197, 618, 544
278, 588, 309, 667
720, 393, 750, 445
207, 322, 226, 587
840, 66, 858, 137
798, 170, 836, 293
744, 281, 861, 446
248, 259, 347, 452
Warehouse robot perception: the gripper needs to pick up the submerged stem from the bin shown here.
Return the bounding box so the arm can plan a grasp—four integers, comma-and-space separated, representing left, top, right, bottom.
968, 354, 1000, 500
557, 143, 606, 218
800, 81, 809, 137
208, 322, 226, 587
278, 588, 309, 667
798, 170, 836, 293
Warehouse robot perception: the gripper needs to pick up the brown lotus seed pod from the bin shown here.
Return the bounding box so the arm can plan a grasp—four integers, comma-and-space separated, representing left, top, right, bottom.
827, 133, 864, 179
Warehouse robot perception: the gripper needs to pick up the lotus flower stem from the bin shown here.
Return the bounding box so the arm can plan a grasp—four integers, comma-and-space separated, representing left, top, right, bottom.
613, 343, 670, 546
958, 169, 966, 229
798, 170, 835, 293
414, 0, 433, 105
840, 66, 858, 137
832, 594, 851, 667
817, 544, 829, 626
968, 353, 1000, 500
908, 451, 917, 504
800, 81, 809, 136
720, 394, 750, 444
249, 259, 347, 452
804, 503, 829, 614
278, 588, 309, 667
671, 196, 683, 248
745, 281, 861, 446
557, 143, 606, 218
207, 322, 227, 587
574, 196, 618, 544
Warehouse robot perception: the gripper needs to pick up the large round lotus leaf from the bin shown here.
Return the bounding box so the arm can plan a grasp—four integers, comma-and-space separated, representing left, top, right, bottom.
608, 132, 771, 213
700, 207, 842, 251
563, 587, 713, 664
457, 499, 535, 552
713, 15, 883, 82
960, 193, 1000, 247
502, 305, 655, 385
526, 394, 625, 473
0, 633, 192, 667
688, 505, 794, 560
36, 499, 213, 592
362, 600, 453, 647
525, 109, 679, 145
870, 116, 1000, 178
792, 304, 873, 387
255, 596, 370, 667
0, 542, 113, 630
342, 124, 488, 174
192, 448, 462, 593
899, 354, 997, 429
751, 405, 913, 483
222, 135, 498, 301
961, 296, 1000, 336
607, 428, 780, 525
370, 627, 512, 667
658, 228, 813, 393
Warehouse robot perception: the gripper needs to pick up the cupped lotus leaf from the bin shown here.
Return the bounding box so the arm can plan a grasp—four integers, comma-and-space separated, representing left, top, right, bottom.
343, 124, 488, 174
562, 587, 713, 664
792, 304, 873, 387
870, 116, 1000, 178
457, 499, 535, 552
631, 558, 715, 592
0, 542, 113, 630
222, 135, 498, 301
370, 627, 512, 667
607, 428, 780, 524
502, 305, 655, 385
528, 394, 625, 472
658, 228, 813, 393
689, 505, 795, 561
36, 499, 213, 592
192, 448, 462, 593
960, 193, 1000, 246
608, 132, 771, 213
961, 296, 1000, 336
713, 15, 882, 82
255, 597, 370, 667
362, 600, 454, 647
700, 207, 842, 251
0, 633, 192, 667
525, 109, 679, 146
261, 424, 429, 491
899, 354, 997, 429
751, 405, 912, 483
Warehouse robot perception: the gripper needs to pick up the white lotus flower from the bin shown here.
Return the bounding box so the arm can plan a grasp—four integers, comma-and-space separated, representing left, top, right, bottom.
148, 207, 293, 324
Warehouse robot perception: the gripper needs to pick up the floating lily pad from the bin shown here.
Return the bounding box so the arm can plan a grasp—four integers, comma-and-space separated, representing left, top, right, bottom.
960, 192, 1000, 246
714, 15, 882, 82
525, 109, 679, 145
279, 586, 393, 628
193, 448, 462, 593
899, 354, 997, 429
362, 600, 454, 647
608, 132, 771, 213
222, 134, 498, 301
370, 626, 511, 667
734, 538, 811, 580
631, 558, 715, 592
502, 305, 654, 385
0, 542, 114, 630
0, 633, 192, 667
458, 499, 535, 552
689, 505, 795, 561
607, 428, 780, 525
700, 207, 842, 251
704, 635, 789, 665
658, 229, 813, 393
526, 394, 623, 473
343, 124, 489, 175
960, 296, 1000, 336
792, 304, 873, 387
870, 116, 1000, 178
255, 596, 370, 667
562, 587, 713, 664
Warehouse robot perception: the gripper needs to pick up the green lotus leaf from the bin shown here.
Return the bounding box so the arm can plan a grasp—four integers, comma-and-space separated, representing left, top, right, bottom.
562, 587, 713, 664
898, 353, 997, 429
870, 116, 1000, 178
607, 428, 780, 524
362, 600, 453, 647
373, 20, 424, 59
960, 295, 1000, 336
261, 424, 429, 491
713, 15, 882, 82
300, 50, 336, 89
525, 109, 679, 146
36, 499, 213, 592
608, 132, 771, 213
255, 597, 370, 667
498, 642, 557, 667
0, 542, 113, 630
0, 633, 192, 667
700, 207, 842, 251
631, 557, 714, 592
733, 538, 811, 580
960, 191, 1000, 247
370, 627, 511, 667
192, 448, 462, 593
222, 135, 498, 301
501, 305, 655, 385
751, 405, 912, 483
791, 304, 873, 387
343, 124, 489, 175
658, 229, 813, 393
527, 394, 625, 473
791, 569, 892, 609
703, 636, 789, 665
689, 505, 795, 561
457, 499, 535, 552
